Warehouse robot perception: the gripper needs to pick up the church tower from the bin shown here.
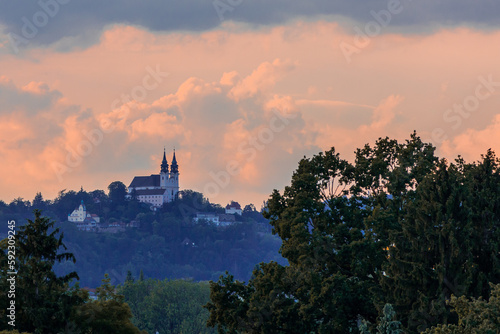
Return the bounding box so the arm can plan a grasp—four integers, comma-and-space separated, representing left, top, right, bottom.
170, 149, 179, 180
160, 148, 169, 188
168, 149, 180, 200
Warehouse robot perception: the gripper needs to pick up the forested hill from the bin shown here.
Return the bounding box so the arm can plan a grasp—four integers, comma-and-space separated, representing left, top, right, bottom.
0, 188, 286, 287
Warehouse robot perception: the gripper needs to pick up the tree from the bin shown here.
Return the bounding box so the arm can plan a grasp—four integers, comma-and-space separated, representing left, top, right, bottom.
423, 283, 500, 333
207, 145, 383, 332
73, 274, 146, 334
243, 204, 256, 214
126, 270, 134, 284
0, 210, 83, 333
205, 133, 500, 333
120, 278, 216, 334
108, 181, 127, 206
359, 304, 403, 334
8, 198, 30, 214
382, 152, 500, 332
32, 192, 47, 211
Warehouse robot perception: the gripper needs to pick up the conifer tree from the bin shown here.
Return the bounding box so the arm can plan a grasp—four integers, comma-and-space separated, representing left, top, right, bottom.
382, 151, 500, 332
0, 210, 83, 333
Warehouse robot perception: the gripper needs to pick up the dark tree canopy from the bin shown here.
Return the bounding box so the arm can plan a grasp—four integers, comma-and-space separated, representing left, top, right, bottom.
108, 181, 127, 206
205, 133, 500, 333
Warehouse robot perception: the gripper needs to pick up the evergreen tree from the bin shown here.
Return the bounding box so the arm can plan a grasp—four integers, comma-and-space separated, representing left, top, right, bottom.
382, 152, 500, 332
32, 192, 47, 211
126, 270, 134, 284
0, 210, 83, 333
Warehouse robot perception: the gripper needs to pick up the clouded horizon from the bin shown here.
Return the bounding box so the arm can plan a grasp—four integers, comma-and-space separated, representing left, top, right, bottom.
1, 1, 499, 207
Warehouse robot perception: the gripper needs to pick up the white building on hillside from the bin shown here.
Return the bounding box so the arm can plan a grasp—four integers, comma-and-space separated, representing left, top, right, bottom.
68, 200, 100, 231
193, 213, 219, 224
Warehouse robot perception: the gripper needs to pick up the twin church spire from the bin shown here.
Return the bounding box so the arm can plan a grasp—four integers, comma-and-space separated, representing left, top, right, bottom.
160, 148, 179, 174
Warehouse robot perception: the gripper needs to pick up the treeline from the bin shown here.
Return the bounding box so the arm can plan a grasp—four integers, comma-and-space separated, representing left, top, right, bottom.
0, 211, 147, 333
0, 184, 232, 229
206, 133, 500, 333
0, 209, 220, 333
0, 187, 284, 288
119, 275, 216, 333
54, 215, 284, 287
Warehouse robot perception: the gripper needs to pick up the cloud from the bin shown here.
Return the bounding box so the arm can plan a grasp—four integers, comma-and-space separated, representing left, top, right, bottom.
1, 0, 500, 51
229, 58, 296, 101
305, 95, 405, 156
94, 60, 308, 200
361, 95, 404, 131
0, 77, 62, 114
1, 21, 500, 206
441, 113, 500, 161
296, 99, 375, 109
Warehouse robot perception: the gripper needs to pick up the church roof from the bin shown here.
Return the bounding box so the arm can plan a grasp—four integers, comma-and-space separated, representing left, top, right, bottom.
226, 201, 241, 210
135, 189, 167, 196
128, 174, 160, 188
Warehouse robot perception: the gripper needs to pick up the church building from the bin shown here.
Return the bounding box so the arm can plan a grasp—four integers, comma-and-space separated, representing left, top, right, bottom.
127, 149, 180, 208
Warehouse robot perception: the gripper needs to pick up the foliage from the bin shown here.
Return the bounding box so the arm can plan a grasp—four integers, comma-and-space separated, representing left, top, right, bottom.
205, 133, 500, 333
423, 283, 500, 333
382, 151, 500, 332
0, 210, 84, 333
72, 274, 146, 334
359, 304, 403, 334
119, 276, 216, 334
52, 212, 283, 287
108, 181, 127, 206
0, 184, 282, 288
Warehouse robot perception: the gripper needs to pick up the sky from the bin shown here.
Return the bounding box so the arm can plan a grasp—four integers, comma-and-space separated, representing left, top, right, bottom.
1, 0, 500, 207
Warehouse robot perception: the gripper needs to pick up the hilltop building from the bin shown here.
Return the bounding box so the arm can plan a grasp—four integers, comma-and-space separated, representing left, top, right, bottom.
193, 201, 242, 227
193, 212, 236, 227
225, 201, 242, 215
68, 200, 100, 231
128, 149, 180, 208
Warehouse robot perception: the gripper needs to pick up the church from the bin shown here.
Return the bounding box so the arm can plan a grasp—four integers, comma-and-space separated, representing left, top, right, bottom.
127, 149, 180, 208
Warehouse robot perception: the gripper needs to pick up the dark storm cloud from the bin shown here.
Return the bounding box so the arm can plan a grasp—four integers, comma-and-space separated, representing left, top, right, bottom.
0, 0, 499, 48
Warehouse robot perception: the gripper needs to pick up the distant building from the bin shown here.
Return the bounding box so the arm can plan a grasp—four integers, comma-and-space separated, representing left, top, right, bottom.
193, 212, 236, 227
225, 201, 242, 215
128, 149, 180, 209
193, 213, 219, 224
68, 200, 100, 231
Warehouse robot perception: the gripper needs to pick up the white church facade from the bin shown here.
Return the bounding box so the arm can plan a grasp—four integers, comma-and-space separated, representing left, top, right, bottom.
127, 149, 180, 208
68, 200, 100, 231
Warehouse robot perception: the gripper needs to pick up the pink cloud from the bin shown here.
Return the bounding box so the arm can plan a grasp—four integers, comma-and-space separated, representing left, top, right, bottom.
0, 22, 500, 206
229, 58, 296, 101
21, 81, 51, 94
442, 113, 500, 161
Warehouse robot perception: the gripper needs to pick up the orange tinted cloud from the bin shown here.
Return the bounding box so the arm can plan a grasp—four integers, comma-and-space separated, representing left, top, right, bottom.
0, 22, 500, 206
441, 113, 500, 161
